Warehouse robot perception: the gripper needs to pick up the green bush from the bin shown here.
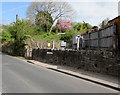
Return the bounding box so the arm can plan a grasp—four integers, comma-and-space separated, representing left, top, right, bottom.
1, 29, 14, 42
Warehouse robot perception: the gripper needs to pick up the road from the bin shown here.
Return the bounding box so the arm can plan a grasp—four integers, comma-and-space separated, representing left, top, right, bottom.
2, 53, 118, 93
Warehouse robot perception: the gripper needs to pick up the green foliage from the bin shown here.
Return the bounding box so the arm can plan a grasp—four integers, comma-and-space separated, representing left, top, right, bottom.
12, 40, 26, 56
1, 29, 14, 42
72, 22, 83, 31
32, 32, 60, 41
32, 28, 78, 42
60, 29, 78, 42
8, 19, 35, 41
51, 26, 59, 33
35, 11, 53, 32
2, 19, 36, 56
2, 16, 94, 56
72, 22, 92, 33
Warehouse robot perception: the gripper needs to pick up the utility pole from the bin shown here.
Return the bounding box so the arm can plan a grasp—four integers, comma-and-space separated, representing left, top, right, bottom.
15, 14, 18, 40
16, 14, 18, 22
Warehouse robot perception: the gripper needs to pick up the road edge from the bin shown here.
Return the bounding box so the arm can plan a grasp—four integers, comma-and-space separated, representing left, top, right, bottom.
27, 60, 120, 91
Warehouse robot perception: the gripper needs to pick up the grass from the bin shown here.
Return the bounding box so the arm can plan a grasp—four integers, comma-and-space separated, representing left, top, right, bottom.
32, 33, 61, 42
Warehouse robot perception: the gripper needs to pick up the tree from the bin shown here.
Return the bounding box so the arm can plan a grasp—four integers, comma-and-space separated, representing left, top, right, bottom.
60, 29, 78, 42
73, 23, 83, 31
26, 1, 75, 33
82, 22, 92, 30
8, 19, 35, 41
51, 26, 59, 33
6, 19, 35, 56
56, 19, 72, 31
35, 11, 53, 32
99, 18, 109, 29
92, 26, 98, 31
72, 22, 92, 33
1, 29, 13, 42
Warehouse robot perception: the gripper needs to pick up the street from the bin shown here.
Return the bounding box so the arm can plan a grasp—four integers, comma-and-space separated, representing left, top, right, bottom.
2, 53, 118, 93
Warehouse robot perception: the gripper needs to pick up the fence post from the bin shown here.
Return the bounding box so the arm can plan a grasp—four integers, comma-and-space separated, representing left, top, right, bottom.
52, 41, 55, 50
98, 30, 100, 50
113, 23, 118, 50
88, 32, 91, 50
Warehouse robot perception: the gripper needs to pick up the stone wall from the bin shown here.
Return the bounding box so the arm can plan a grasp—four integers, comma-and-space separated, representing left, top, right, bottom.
32, 49, 120, 77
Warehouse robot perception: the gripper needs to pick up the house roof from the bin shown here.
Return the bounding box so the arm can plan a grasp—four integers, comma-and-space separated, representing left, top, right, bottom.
108, 16, 120, 23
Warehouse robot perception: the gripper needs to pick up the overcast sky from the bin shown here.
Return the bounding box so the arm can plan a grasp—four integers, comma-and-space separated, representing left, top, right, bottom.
71, 2, 118, 26
0, 0, 119, 26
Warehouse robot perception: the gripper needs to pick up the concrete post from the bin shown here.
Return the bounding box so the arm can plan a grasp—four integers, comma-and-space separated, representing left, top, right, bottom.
52, 41, 55, 50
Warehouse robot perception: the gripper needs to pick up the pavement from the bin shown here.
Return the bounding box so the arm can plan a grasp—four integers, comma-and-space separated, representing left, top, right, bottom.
27, 60, 120, 91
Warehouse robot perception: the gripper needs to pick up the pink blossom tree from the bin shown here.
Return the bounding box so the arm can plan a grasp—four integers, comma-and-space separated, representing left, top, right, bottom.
56, 19, 72, 31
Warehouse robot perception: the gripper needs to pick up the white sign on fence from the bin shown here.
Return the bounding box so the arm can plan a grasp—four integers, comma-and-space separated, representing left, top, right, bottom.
60, 41, 66, 47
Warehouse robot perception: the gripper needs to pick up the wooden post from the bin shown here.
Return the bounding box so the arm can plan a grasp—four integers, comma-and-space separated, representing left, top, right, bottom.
113, 23, 118, 50
98, 30, 100, 50
88, 32, 91, 50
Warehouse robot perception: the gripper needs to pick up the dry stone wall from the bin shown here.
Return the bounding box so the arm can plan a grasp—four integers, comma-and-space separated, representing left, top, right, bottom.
32, 49, 120, 77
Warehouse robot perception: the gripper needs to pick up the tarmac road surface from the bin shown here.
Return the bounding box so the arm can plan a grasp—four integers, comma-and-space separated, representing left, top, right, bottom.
2, 53, 119, 93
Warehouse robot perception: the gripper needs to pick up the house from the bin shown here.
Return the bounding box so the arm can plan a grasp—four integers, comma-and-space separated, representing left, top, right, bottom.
108, 16, 120, 50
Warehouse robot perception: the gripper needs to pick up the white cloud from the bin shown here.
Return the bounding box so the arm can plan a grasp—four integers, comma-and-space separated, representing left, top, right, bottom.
1, 0, 119, 2
71, 2, 118, 26
1, 0, 118, 26
118, 1, 120, 16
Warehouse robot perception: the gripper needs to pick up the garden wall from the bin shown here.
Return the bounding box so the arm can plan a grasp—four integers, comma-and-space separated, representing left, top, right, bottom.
32, 49, 120, 77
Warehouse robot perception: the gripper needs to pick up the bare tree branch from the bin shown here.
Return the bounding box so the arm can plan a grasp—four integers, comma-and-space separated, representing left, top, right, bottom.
26, 1, 75, 33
